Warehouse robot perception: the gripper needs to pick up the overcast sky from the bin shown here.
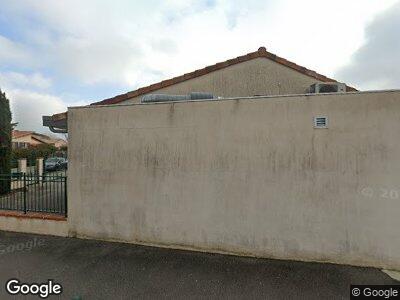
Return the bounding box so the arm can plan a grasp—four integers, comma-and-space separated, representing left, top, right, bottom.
0, 0, 399, 134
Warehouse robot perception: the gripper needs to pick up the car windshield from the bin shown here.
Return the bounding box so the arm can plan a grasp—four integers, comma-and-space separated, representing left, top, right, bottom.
46, 158, 59, 163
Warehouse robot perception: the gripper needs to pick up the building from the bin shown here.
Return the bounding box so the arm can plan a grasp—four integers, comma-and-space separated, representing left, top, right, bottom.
52, 138, 68, 149
36, 46, 400, 271
12, 130, 67, 149
12, 130, 44, 149
43, 46, 357, 132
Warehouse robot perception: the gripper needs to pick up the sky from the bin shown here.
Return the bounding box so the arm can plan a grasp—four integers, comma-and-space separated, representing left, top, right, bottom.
0, 0, 399, 134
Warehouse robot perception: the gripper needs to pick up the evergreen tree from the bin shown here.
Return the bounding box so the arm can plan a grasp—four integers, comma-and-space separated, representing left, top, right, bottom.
0, 89, 12, 194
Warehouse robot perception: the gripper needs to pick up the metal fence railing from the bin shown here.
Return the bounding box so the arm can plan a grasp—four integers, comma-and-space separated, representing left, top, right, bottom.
11, 159, 18, 169
0, 173, 67, 217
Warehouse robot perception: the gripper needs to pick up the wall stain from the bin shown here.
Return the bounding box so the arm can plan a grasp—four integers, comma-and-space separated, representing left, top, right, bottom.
168, 103, 175, 125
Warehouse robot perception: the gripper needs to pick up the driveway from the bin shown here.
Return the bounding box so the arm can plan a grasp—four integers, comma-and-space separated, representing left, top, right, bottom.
0, 231, 398, 299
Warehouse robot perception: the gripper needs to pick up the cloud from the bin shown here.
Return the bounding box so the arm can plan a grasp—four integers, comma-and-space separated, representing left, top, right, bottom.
4, 88, 85, 134
336, 1, 400, 90
0, 72, 51, 90
7, 89, 66, 133
49, 36, 143, 85
0, 71, 81, 134
150, 38, 177, 54
161, 0, 217, 24
0, 35, 31, 66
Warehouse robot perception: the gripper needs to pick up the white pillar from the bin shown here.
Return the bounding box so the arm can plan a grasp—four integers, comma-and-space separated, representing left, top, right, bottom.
17, 158, 27, 190
36, 158, 44, 181
18, 158, 27, 174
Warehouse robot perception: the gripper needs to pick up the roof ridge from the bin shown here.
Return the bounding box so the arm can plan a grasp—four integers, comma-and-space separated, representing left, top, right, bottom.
91, 47, 357, 105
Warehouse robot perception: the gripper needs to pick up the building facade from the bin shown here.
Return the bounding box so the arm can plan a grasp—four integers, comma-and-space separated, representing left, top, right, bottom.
12, 130, 67, 149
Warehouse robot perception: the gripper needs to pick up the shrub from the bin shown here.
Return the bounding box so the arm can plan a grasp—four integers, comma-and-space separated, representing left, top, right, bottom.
12, 144, 58, 163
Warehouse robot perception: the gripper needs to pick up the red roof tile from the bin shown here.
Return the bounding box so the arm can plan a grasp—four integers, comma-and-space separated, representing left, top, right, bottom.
12, 130, 34, 139
91, 46, 358, 106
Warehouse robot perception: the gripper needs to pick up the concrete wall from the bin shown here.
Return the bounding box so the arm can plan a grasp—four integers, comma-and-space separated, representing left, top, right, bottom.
0, 215, 68, 237
121, 57, 324, 104
68, 90, 400, 270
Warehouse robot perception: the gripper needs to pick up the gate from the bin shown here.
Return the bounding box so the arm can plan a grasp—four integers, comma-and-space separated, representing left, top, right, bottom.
0, 172, 67, 217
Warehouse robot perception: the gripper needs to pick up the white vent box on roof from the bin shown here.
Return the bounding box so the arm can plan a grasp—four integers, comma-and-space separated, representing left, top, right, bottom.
309, 82, 346, 94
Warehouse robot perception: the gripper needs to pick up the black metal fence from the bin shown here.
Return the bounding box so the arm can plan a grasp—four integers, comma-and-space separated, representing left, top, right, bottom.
0, 172, 67, 217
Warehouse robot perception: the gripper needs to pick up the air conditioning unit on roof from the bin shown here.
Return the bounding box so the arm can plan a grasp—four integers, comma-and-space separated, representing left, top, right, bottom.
309, 82, 346, 94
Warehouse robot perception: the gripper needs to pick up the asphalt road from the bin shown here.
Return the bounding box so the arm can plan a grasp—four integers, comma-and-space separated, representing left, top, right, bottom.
0, 231, 398, 299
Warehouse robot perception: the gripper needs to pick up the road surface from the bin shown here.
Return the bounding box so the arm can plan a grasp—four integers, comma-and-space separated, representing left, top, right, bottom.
0, 231, 398, 299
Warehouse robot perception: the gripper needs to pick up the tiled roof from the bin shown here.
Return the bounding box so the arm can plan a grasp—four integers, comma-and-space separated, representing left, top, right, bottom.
12, 130, 34, 139
12, 130, 57, 144
91, 46, 358, 106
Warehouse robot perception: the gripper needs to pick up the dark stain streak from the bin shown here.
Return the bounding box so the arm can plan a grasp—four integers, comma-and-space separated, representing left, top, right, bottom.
145, 145, 151, 168
231, 99, 240, 113
168, 103, 175, 125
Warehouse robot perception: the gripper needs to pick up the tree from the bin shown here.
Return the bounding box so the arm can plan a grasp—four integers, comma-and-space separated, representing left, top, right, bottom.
12, 143, 58, 162
0, 89, 12, 194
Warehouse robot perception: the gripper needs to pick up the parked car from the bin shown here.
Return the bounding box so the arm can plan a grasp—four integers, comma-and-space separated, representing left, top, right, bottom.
58, 157, 68, 169
44, 157, 62, 171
